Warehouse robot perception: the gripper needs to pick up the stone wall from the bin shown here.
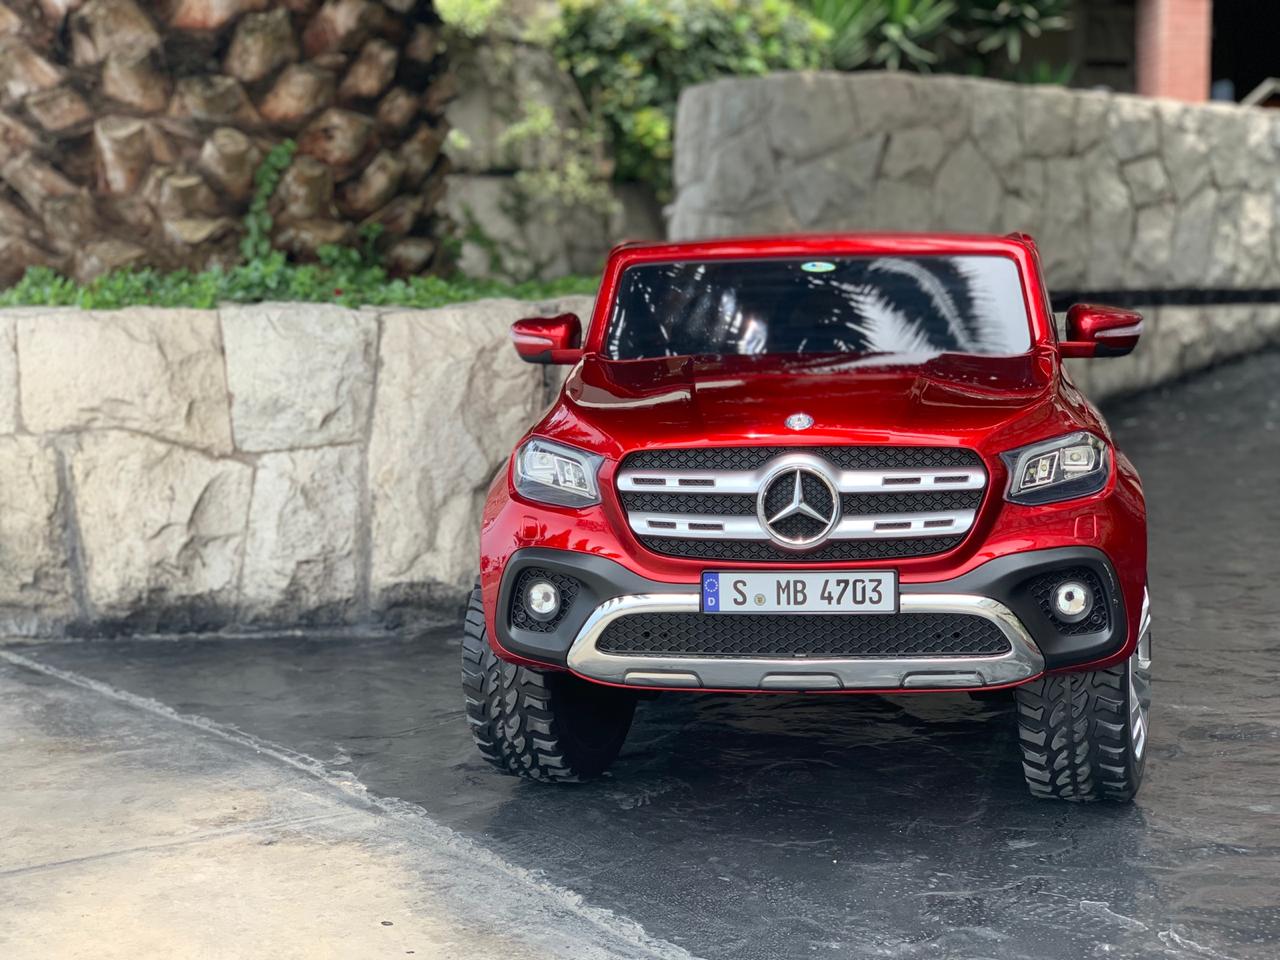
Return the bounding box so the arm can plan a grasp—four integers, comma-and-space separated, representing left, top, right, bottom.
0, 296, 591, 636
0, 293, 1268, 637
669, 72, 1280, 294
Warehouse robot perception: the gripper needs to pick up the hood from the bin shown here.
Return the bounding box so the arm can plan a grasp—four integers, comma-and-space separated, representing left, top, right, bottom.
537, 351, 1061, 459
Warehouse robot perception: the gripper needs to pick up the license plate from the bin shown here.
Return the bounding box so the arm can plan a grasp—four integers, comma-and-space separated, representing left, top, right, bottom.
700, 571, 898, 614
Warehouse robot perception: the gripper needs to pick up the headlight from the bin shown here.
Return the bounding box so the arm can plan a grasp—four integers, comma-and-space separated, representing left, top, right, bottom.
513, 438, 604, 507
1002, 431, 1110, 505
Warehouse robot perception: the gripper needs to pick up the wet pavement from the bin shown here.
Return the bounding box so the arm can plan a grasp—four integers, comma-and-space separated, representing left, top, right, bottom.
13, 352, 1280, 959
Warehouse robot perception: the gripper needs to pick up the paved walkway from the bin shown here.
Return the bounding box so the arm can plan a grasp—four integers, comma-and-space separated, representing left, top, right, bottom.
0, 654, 693, 960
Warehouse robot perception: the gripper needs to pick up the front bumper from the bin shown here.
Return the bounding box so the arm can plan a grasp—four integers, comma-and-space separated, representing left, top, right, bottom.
492, 546, 1130, 692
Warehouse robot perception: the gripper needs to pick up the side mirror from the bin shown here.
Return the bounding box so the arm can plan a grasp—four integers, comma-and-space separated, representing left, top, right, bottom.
510, 313, 583, 365
1060, 304, 1143, 358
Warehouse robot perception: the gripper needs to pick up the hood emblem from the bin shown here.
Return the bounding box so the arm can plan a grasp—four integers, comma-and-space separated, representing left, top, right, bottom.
785, 412, 814, 431
758, 464, 840, 549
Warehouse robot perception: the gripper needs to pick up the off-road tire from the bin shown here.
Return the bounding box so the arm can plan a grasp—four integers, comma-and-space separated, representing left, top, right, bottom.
461, 586, 636, 782
1014, 650, 1150, 802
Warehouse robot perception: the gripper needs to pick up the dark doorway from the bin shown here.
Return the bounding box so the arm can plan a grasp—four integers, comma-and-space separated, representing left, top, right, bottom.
1212, 0, 1280, 101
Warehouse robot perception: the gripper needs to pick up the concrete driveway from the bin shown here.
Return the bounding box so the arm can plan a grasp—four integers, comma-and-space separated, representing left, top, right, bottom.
4, 352, 1279, 959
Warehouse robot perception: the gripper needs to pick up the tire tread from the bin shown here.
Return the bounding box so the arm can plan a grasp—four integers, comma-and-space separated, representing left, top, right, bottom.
1013, 660, 1144, 802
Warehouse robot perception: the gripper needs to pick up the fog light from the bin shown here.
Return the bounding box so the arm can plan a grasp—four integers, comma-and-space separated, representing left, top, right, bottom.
1052, 580, 1093, 623
525, 580, 561, 621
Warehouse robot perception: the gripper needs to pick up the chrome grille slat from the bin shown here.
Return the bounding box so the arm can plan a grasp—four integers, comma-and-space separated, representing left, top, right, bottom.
629, 509, 976, 541
618, 445, 988, 561
617, 466, 986, 495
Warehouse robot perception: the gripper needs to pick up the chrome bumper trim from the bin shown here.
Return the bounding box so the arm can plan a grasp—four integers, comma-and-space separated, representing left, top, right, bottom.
1137, 586, 1152, 669
628, 509, 976, 541
618, 464, 986, 495
566, 593, 1045, 691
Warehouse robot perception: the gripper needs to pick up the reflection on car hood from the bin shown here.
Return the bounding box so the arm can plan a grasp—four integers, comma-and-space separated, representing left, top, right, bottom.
538, 351, 1060, 458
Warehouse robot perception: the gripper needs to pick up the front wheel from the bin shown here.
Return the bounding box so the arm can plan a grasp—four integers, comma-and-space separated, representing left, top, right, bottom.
1013, 638, 1151, 802
461, 586, 636, 781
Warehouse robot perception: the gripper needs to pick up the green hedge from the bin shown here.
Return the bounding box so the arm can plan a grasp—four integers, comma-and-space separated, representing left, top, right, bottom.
0, 257, 598, 311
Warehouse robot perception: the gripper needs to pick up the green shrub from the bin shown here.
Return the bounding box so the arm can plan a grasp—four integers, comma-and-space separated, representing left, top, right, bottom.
808, 0, 955, 72
958, 0, 1071, 68
803, 0, 1072, 76
0, 261, 598, 311
551, 0, 830, 197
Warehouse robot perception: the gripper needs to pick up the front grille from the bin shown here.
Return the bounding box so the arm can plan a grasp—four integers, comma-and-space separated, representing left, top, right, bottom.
621, 490, 982, 516
510, 568, 580, 633
619, 445, 986, 562
1027, 567, 1110, 635
623, 446, 981, 471
597, 612, 1011, 659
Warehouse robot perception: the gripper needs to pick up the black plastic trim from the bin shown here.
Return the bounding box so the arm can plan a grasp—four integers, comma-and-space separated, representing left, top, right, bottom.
900, 546, 1126, 669
496, 549, 698, 666
496, 546, 1127, 672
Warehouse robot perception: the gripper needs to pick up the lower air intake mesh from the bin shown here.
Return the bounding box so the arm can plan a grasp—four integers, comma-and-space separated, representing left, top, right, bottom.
597, 612, 1011, 659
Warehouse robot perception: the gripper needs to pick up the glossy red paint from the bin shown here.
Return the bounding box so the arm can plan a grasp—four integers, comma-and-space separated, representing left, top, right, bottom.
484, 232, 1147, 692
1060, 303, 1145, 358
510, 313, 583, 365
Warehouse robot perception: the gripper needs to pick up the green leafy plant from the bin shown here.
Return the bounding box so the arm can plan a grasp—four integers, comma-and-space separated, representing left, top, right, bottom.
1014, 58, 1076, 85
499, 99, 619, 217
0, 262, 598, 311
436, 0, 505, 37
808, 0, 956, 71
958, 0, 1070, 67
551, 0, 830, 197
239, 139, 297, 262
803, 0, 1072, 76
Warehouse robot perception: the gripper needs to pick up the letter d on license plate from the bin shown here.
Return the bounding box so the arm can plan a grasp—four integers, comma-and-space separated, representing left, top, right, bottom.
701, 571, 898, 614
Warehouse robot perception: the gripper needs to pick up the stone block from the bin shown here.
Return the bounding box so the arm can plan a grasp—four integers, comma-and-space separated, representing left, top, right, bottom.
240, 445, 362, 621
699, 76, 769, 145
1021, 84, 1075, 158
1236, 191, 1274, 286
970, 81, 1023, 178
881, 127, 946, 182
69, 431, 252, 624
1072, 90, 1110, 154
220, 303, 376, 453
1168, 187, 1217, 287
368, 297, 588, 603
1202, 106, 1250, 190
443, 174, 621, 280
701, 127, 779, 213
1205, 192, 1242, 287
0, 314, 15, 434
17, 309, 232, 453
764, 71, 857, 164
850, 72, 920, 136
1038, 157, 1087, 288
780, 135, 883, 227
1106, 97, 1159, 162
1129, 204, 1175, 283
1084, 152, 1133, 289
1157, 102, 1211, 201
1123, 156, 1173, 208
932, 141, 1002, 233
0, 436, 75, 630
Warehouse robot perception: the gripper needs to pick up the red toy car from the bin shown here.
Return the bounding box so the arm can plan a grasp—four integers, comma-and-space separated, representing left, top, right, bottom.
462, 233, 1152, 803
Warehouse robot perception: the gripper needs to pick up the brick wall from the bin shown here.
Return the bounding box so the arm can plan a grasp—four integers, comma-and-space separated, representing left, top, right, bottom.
1136, 0, 1212, 101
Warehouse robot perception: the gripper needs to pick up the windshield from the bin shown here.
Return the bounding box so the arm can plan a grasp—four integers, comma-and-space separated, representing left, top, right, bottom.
605, 255, 1032, 361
